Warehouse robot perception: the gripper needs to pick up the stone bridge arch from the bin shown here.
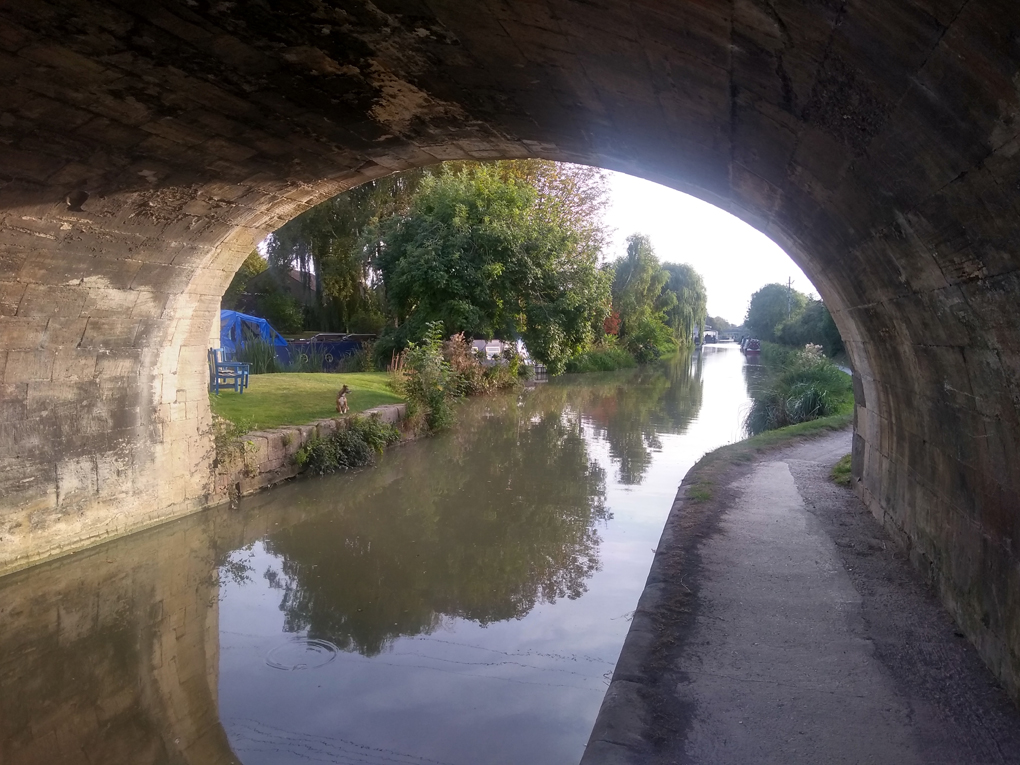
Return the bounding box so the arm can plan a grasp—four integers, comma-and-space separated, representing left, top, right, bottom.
1, 1, 1018, 700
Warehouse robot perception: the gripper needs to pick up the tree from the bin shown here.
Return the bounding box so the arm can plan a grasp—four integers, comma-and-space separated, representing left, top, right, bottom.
710, 315, 734, 331
265, 160, 612, 349
223, 250, 268, 309
372, 166, 611, 373
267, 170, 426, 331
745, 283, 808, 342
661, 262, 707, 344
609, 235, 709, 360
611, 234, 669, 333
485, 160, 609, 261
777, 298, 845, 356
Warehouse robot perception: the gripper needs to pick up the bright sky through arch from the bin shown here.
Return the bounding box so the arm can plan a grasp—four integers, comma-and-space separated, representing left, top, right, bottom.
603, 171, 813, 326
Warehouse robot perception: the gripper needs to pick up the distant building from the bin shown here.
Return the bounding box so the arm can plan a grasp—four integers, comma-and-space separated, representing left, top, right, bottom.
694, 322, 719, 344
470, 339, 510, 358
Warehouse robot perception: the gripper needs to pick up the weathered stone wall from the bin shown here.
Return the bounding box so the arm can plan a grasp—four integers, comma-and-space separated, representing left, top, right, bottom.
0, 0, 1018, 698
213, 403, 406, 501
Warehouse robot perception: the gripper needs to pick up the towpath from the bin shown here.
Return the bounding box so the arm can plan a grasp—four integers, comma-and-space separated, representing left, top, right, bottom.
583, 429, 1020, 764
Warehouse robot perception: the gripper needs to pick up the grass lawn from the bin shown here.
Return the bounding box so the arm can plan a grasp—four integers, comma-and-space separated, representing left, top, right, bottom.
209, 372, 404, 430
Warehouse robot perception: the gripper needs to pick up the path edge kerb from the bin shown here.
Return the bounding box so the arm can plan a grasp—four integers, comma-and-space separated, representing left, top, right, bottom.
579, 424, 852, 765
580, 487, 689, 765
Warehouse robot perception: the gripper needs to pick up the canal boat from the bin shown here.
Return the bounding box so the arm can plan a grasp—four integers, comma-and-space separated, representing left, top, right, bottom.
743, 338, 761, 354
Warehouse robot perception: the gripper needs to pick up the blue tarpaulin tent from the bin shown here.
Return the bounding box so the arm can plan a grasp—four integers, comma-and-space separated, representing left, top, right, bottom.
219, 310, 288, 355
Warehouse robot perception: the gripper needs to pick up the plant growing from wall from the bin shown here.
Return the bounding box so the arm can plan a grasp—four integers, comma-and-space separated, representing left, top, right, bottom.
211, 415, 255, 470
295, 416, 401, 475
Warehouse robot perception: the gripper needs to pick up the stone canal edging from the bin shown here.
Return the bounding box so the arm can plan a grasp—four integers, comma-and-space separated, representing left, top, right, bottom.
213, 404, 407, 501
580, 426, 852, 764
580, 472, 713, 764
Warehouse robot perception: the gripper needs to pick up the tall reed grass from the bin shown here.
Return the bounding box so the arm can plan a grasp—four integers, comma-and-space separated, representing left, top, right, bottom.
234, 338, 283, 374
744, 344, 852, 436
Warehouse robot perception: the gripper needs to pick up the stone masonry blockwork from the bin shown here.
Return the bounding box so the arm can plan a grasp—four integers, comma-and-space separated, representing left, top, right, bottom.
0, 0, 1018, 703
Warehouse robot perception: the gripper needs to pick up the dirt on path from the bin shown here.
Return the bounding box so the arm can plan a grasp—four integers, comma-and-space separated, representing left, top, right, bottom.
582, 428, 1020, 765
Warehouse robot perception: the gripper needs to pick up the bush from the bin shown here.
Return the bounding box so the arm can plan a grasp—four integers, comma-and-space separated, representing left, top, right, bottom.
296, 415, 401, 475
348, 309, 388, 335
566, 345, 636, 373
211, 414, 255, 470
775, 300, 845, 357
623, 316, 676, 364
337, 342, 377, 373
395, 321, 456, 433
441, 333, 522, 395
443, 333, 489, 396
744, 345, 853, 436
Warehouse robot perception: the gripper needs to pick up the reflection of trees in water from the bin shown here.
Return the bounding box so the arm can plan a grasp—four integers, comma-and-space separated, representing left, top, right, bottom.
262, 397, 608, 657
540, 351, 705, 485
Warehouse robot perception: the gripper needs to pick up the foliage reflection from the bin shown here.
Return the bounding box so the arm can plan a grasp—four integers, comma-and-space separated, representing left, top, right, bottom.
545, 350, 704, 484
262, 396, 608, 656
255, 352, 703, 656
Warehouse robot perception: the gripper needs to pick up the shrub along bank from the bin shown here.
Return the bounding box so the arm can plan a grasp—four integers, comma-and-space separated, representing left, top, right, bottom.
296, 415, 402, 475
394, 322, 523, 435
744, 343, 853, 436
565, 344, 637, 373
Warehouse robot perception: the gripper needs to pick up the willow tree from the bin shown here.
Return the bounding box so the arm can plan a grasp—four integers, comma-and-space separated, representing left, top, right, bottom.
611, 234, 670, 332
266, 170, 426, 332
661, 262, 707, 344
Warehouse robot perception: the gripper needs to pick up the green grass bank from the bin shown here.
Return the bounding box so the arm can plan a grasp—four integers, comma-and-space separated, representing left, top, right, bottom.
210, 372, 404, 430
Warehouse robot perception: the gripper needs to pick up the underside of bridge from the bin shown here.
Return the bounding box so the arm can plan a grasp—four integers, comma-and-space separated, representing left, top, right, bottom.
0, 0, 1018, 701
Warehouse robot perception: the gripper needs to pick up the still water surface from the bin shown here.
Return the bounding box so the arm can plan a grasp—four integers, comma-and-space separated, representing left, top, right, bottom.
0, 345, 753, 765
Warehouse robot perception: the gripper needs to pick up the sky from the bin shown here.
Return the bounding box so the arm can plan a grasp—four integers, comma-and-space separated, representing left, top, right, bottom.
602, 171, 813, 326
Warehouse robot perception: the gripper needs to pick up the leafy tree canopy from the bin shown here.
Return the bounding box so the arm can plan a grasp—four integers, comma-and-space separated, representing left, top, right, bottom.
777, 298, 845, 357
222, 250, 267, 309
611, 234, 670, 333
608, 235, 707, 360
744, 282, 809, 342
267, 170, 426, 332
662, 262, 707, 342
372, 165, 611, 373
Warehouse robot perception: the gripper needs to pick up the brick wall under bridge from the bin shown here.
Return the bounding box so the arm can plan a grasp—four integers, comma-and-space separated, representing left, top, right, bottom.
0, 0, 1018, 702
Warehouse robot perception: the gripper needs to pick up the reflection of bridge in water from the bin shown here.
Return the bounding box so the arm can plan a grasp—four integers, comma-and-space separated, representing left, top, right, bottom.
0, 488, 343, 765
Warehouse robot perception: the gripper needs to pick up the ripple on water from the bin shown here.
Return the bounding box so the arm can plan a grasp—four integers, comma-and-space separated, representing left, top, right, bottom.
265, 638, 339, 671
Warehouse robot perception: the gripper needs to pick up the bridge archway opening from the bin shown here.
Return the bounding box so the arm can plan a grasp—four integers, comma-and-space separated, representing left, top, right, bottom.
0, 0, 1017, 702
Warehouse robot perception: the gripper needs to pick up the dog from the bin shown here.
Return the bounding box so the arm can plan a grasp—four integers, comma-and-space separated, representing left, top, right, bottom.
336, 384, 350, 414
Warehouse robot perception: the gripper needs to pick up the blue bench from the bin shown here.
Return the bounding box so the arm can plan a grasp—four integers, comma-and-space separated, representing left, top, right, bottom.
208, 348, 250, 394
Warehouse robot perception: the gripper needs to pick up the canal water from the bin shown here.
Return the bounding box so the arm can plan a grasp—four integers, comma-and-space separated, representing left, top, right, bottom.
0, 344, 753, 765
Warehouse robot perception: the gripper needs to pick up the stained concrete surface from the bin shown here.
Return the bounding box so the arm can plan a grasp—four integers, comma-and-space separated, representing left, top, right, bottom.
584, 430, 1020, 764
